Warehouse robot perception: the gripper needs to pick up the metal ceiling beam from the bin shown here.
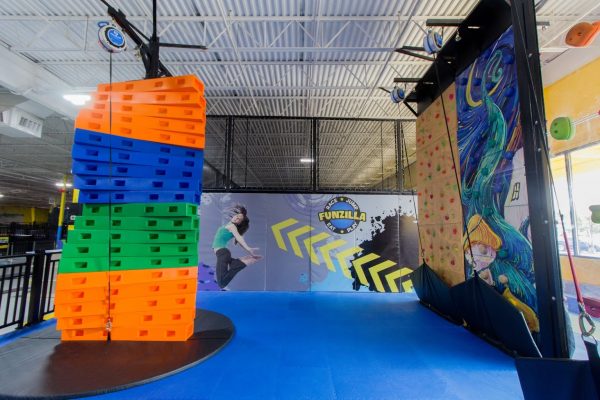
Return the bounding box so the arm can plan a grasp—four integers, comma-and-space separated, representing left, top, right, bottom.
40, 60, 431, 66
12, 46, 398, 53
0, 15, 573, 23
0, 15, 470, 22
0, 45, 78, 119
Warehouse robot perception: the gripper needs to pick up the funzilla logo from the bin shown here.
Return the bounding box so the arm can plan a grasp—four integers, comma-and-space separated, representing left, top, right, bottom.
318, 196, 366, 234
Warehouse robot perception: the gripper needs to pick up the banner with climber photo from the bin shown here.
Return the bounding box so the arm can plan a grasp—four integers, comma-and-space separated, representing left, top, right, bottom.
197, 193, 419, 292
455, 26, 539, 331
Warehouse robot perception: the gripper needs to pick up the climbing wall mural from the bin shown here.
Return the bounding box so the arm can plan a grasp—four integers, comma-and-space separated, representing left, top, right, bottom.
455, 27, 539, 331
415, 85, 464, 286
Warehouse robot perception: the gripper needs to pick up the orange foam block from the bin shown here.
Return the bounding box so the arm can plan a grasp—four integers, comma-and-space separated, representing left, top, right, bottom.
109, 293, 196, 314
111, 322, 194, 341
92, 102, 205, 121
55, 286, 107, 305
61, 328, 108, 341
76, 109, 205, 136
56, 314, 107, 330
110, 278, 197, 300
92, 91, 204, 106
111, 308, 196, 327
97, 75, 204, 95
54, 300, 108, 318
56, 271, 109, 290
109, 266, 197, 286
73, 119, 205, 149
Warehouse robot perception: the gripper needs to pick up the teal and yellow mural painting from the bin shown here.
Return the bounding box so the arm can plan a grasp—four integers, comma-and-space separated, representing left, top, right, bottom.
456, 27, 539, 331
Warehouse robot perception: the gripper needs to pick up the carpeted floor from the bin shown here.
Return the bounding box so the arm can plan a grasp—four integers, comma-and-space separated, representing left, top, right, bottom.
83, 291, 524, 400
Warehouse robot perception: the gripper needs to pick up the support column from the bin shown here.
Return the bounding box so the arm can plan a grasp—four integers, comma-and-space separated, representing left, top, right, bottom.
511, 0, 570, 358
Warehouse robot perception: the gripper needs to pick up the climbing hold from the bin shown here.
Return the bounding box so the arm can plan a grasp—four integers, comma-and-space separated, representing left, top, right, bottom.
590, 205, 600, 224
550, 116, 575, 140
565, 21, 600, 47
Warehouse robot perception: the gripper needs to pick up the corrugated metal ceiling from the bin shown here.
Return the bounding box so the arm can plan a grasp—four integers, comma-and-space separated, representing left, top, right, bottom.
0, 0, 598, 205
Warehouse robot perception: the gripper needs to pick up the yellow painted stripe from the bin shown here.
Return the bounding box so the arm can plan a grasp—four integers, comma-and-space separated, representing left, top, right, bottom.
303, 232, 331, 265
368, 260, 397, 292
352, 253, 380, 286
271, 218, 299, 251
336, 246, 362, 279
287, 225, 314, 258
318, 240, 347, 272
385, 267, 413, 293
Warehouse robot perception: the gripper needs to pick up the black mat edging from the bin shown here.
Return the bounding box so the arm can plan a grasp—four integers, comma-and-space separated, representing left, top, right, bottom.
0, 309, 235, 400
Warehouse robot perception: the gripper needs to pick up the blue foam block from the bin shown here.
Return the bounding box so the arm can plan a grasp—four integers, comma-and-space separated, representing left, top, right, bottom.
73, 176, 200, 191
72, 143, 202, 169
74, 129, 203, 160
71, 160, 201, 180
78, 190, 201, 204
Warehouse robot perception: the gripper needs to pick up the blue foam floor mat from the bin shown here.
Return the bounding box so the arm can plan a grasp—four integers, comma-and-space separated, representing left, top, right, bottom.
84, 291, 523, 400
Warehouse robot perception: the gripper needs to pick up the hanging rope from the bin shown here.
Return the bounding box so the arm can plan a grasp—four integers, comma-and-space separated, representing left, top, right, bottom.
510, 9, 596, 341
397, 116, 425, 259
106, 51, 113, 339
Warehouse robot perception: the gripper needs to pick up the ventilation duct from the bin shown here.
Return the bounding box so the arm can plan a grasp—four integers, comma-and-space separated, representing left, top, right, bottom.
0, 106, 44, 138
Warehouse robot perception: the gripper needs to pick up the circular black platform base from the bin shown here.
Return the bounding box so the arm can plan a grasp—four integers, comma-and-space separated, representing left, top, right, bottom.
0, 309, 234, 399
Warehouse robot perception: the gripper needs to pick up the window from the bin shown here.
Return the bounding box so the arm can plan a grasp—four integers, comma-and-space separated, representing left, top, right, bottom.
550, 155, 573, 254
570, 145, 600, 257
550, 143, 600, 258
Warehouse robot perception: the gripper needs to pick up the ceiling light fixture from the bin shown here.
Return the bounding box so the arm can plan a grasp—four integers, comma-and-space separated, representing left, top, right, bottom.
63, 94, 91, 106
300, 158, 314, 163
0, 194, 4, 198
55, 182, 73, 188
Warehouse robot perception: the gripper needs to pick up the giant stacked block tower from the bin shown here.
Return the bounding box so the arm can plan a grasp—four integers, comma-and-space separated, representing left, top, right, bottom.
54, 75, 205, 341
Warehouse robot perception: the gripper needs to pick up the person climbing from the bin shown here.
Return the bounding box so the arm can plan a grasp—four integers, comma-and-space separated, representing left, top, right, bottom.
212, 205, 262, 289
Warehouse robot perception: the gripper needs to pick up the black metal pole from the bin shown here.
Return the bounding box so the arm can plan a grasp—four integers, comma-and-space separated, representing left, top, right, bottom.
17, 255, 34, 328
311, 118, 318, 192
26, 250, 46, 326
510, 0, 569, 358
395, 120, 403, 191
152, 0, 157, 39
225, 116, 234, 191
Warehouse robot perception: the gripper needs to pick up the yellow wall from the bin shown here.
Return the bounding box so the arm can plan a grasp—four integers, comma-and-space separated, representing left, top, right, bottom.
545, 56, 600, 285
0, 206, 49, 223
560, 256, 600, 286
544, 56, 600, 155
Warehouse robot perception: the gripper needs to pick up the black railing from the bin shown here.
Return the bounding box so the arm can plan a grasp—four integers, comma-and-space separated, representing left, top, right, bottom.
0, 250, 60, 330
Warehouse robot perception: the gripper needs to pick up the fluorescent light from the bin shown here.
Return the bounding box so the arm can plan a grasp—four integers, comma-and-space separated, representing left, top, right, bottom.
0, 194, 4, 198
300, 158, 314, 163
55, 182, 73, 188
63, 94, 91, 106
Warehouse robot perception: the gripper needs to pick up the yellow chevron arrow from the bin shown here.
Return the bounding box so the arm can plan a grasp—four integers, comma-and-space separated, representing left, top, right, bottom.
368, 260, 397, 292
385, 267, 414, 293
287, 225, 314, 258
303, 232, 331, 265
271, 218, 298, 251
336, 246, 362, 279
351, 253, 380, 286
318, 239, 347, 272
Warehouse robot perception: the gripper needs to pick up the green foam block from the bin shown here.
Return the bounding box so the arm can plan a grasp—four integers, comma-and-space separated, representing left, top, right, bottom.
58, 254, 198, 274
66, 229, 199, 244
82, 203, 198, 218
74, 215, 199, 231
62, 242, 197, 258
